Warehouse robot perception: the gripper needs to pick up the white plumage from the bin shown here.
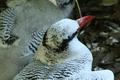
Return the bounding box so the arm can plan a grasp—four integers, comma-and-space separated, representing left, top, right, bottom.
14, 18, 114, 80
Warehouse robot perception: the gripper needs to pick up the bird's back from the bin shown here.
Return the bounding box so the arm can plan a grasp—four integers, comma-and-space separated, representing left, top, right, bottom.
14, 59, 83, 80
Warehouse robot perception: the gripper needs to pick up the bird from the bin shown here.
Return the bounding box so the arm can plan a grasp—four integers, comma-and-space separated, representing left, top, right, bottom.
0, 0, 76, 80
0, 8, 19, 48
13, 16, 114, 80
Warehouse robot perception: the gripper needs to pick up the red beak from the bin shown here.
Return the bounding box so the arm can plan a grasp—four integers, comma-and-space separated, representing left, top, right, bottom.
77, 15, 95, 31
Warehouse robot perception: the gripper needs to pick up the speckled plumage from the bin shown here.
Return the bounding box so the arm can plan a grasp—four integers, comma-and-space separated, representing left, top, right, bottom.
14, 18, 114, 80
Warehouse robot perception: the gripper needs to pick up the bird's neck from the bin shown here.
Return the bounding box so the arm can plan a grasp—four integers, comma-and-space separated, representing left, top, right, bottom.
68, 36, 92, 58
68, 36, 93, 70
35, 45, 69, 65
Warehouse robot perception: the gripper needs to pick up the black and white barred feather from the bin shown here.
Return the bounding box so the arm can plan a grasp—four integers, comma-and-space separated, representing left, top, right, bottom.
13, 60, 84, 80
24, 29, 47, 56
0, 8, 16, 41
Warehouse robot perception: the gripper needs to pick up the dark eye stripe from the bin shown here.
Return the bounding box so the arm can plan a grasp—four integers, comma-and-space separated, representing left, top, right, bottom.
68, 31, 77, 42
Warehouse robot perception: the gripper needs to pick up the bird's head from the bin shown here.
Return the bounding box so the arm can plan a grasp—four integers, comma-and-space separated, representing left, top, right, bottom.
35, 16, 95, 65
43, 16, 95, 52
